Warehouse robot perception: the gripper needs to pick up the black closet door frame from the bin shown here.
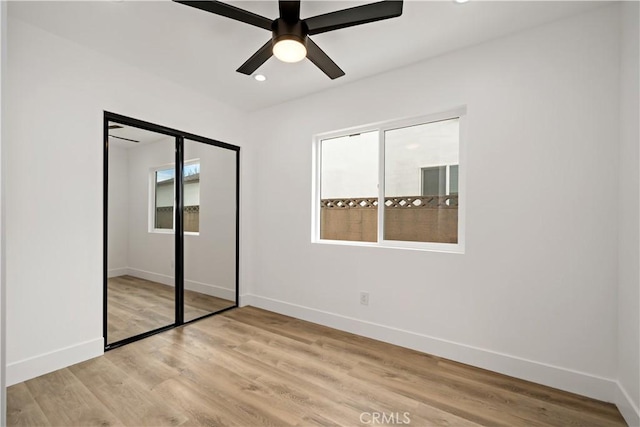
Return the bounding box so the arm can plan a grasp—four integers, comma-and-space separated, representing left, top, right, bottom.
103, 111, 240, 351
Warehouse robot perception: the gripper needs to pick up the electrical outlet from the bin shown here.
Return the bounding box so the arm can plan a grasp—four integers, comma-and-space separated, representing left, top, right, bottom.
360, 291, 369, 306
170, 260, 175, 269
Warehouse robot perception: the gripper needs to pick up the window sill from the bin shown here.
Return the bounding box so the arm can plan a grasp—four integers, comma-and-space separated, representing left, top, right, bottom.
149, 229, 200, 236
312, 239, 464, 254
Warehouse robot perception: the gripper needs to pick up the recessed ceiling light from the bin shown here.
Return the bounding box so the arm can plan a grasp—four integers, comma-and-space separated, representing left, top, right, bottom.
454, 0, 470, 3
253, 74, 267, 82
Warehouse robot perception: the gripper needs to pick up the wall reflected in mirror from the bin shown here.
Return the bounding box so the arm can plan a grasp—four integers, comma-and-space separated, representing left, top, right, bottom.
183, 139, 237, 322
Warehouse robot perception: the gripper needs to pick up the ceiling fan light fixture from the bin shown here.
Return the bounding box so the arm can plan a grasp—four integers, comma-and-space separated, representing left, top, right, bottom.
271, 18, 308, 63
273, 38, 307, 63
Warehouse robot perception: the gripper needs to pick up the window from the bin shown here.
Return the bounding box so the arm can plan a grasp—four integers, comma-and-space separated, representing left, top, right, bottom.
314, 109, 465, 252
153, 167, 175, 230
319, 131, 379, 242
183, 162, 200, 233
420, 165, 458, 196
150, 160, 200, 233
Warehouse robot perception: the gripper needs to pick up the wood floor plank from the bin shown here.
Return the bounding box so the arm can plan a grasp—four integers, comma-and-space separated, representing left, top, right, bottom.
7, 306, 627, 427
6, 383, 50, 427
202, 346, 366, 425
175, 349, 302, 426
223, 307, 319, 344
153, 378, 244, 427
309, 332, 626, 426
349, 361, 543, 427
220, 344, 480, 427
230, 335, 482, 427
103, 334, 182, 389
24, 369, 124, 427
437, 358, 625, 423
158, 319, 242, 357
68, 357, 189, 427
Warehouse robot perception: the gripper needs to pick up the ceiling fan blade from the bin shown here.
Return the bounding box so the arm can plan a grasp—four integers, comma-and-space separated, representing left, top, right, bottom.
305, 38, 345, 80
236, 40, 274, 75
306, 1, 403, 36
279, 1, 300, 22
109, 135, 140, 143
173, 1, 272, 30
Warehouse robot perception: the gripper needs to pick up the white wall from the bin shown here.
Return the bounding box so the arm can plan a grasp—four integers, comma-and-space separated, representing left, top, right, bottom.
184, 139, 237, 299
0, 1, 7, 423
245, 4, 622, 403
125, 136, 175, 283
107, 145, 129, 276
5, 15, 246, 385
617, 2, 640, 425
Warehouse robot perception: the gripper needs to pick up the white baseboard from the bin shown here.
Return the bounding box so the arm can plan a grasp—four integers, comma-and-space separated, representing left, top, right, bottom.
239, 294, 251, 307
616, 381, 640, 427
242, 294, 618, 404
126, 267, 173, 287
184, 278, 235, 301
126, 268, 234, 300
6, 338, 103, 386
107, 267, 128, 278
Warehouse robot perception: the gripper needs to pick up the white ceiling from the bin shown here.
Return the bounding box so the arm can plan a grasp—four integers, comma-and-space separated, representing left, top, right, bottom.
10, 0, 608, 112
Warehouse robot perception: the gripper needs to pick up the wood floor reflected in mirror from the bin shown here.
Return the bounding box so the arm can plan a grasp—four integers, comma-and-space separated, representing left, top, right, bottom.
107, 276, 235, 344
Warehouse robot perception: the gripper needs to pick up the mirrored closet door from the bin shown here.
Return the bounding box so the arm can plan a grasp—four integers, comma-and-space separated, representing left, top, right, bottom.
183, 139, 237, 322
105, 124, 176, 345
103, 112, 239, 350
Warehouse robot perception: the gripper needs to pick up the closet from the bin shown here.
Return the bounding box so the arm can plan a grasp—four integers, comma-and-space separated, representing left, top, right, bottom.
103, 112, 239, 349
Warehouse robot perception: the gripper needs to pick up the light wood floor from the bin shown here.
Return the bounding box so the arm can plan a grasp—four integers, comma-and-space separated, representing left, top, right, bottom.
8, 306, 626, 426
108, 275, 235, 344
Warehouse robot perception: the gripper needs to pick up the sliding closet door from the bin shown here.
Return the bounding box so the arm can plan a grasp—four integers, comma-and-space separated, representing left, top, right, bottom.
105, 112, 240, 350
182, 139, 238, 322
105, 122, 176, 346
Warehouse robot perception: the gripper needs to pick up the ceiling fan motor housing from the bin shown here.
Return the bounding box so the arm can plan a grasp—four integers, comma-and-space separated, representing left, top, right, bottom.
271, 18, 308, 47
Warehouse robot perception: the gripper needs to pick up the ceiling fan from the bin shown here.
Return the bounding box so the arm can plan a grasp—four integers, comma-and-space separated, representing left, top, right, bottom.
173, 0, 404, 79
108, 124, 140, 143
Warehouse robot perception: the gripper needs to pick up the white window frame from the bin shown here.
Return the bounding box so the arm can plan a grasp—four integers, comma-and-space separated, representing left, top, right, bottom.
149, 159, 200, 235
311, 107, 466, 253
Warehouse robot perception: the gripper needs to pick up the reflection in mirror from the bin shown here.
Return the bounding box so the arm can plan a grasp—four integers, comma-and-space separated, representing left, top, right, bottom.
183, 139, 237, 322
106, 122, 176, 345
